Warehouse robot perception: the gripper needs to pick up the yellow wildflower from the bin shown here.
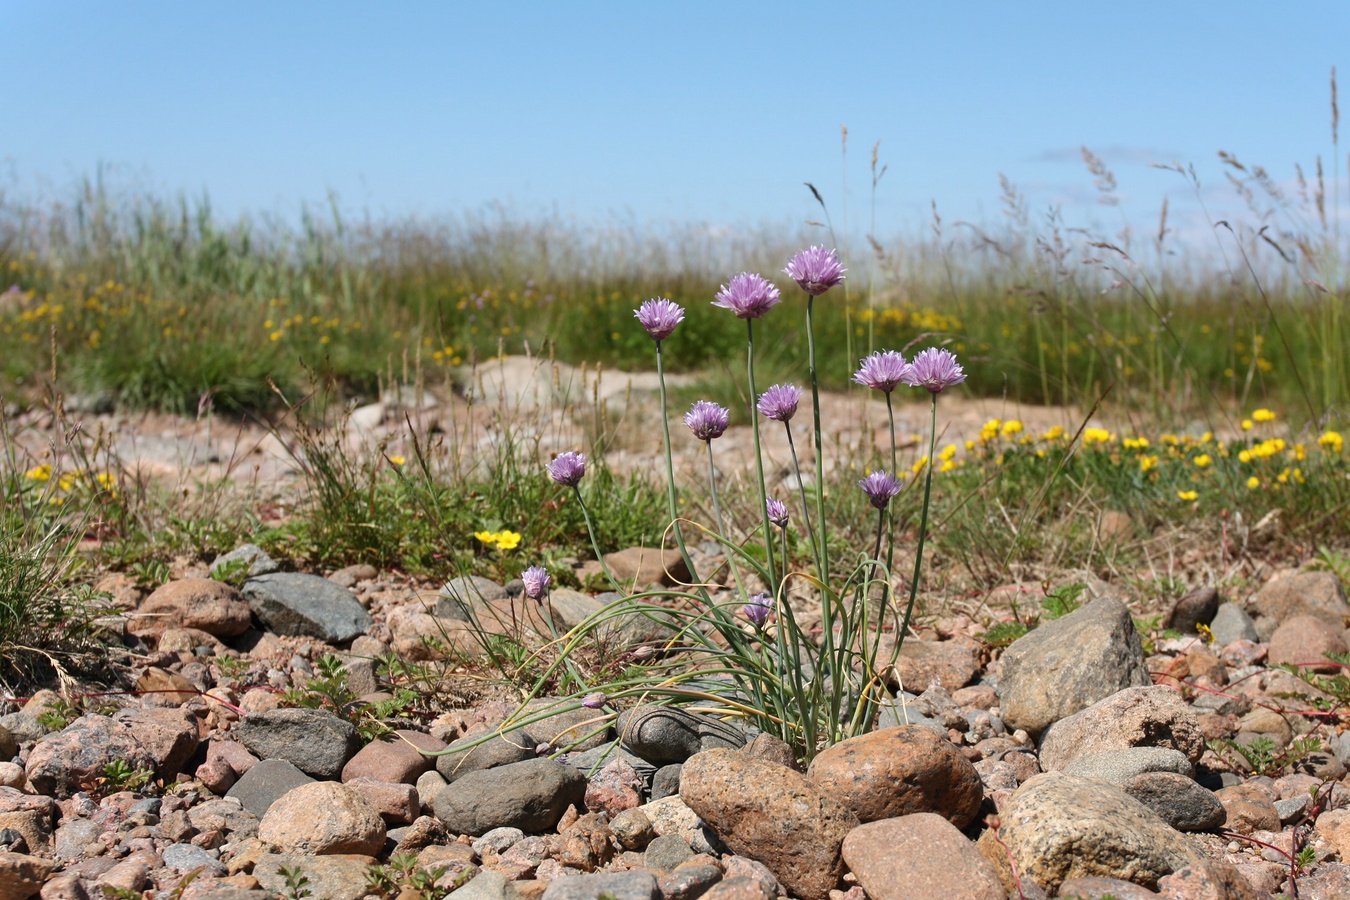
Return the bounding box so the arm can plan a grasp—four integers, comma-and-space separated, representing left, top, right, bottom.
1041, 426, 1066, 441
24, 464, 52, 482
1123, 437, 1150, 450
1246, 476, 1260, 489
1001, 420, 1023, 438
1192, 454, 1212, 468
1240, 419, 1253, 431
938, 444, 958, 462
388, 456, 406, 466
1083, 427, 1113, 446
1237, 450, 1252, 464
939, 460, 957, 473
1177, 490, 1198, 501
494, 531, 522, 551
1252, 408, 1276, 423
979, 419, 1001, 441
1318, 430, 1343, 453
1139, 455, 1158, 472
474, 530, 500, 545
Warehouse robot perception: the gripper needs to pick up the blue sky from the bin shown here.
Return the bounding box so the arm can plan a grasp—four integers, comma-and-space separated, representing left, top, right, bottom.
5, 2, 1349, 248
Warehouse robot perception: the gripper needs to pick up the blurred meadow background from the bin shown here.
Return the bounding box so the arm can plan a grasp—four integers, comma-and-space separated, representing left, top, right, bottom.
4, 2, 1350, 678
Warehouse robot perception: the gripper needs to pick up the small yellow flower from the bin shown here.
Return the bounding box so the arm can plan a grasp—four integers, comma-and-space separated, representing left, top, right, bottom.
1001, 420, 1023, 438
388, 456, 406, 466
1246, 476, 1260, 489
912, 456, 930, 474
95, 472, 116, 491
474, 530, 500, 545
56, 474, 76, 492
1192, 454, 1212, 468
1252, 408, 1276, 423
1319, 431, 1343, 453
494, 530, 522, 551
1083, 427, 1113, 446
1123, 437, 1150, 450
938, 444, 958, 462
1240, 419, 1253, 431
939, 460, 957, 473
1237, 450, 1253, 464
1139, 455, 1158, 472
24, 464, 52, 482
269, 330, 283, 342
1041, 426, 1066, 441
1177, 490, 1198, 501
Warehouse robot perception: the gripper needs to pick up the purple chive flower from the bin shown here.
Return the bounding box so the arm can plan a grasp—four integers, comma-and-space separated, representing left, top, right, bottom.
743, 592, 773, 627
903, 348, 966, 394
852, 350, 911, 393
521, 566, 550, 601
756, 383, 801, 422
581, 691, 607, 709
784, 246, 847, 296
712, 272, 781, 319
858, 470, 903, 510
635, 297, 685, 341
766, 498, 789, 528
685, 400, 730, 442
547, 451, 587, 487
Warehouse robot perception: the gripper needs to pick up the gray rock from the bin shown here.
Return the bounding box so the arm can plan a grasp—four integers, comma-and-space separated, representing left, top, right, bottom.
25, 715, 157, 798
242, 572, 372, 643
161, 842, 226, 876
187, 797, 261, 839
233, 708, 360, 780
541, 870, 660, 900
874, 695, 946, 734
1038, 686, 1205, 772
1165, 586, 1221, 636
0, 725, 14, 762
1275, 795, 1309, 824
1249, 570, 1350, 639
431, 758, 587, 835
0, 713, 45, 745
651, 764, 681, 801
210, 543, 281, 579
520, 700, 614, 752
547, 589, 679, 644
644, 832, 694, 872
1062, 747, 1195, 784
436, 732, 537, 783
1209, 602, 1260, 645
996, 772, 1205, 893
472, 826, 524, 857
1122, 772, 1227, 832
616, 705, 747, 764
53, 817, 100, 862
565, 744, 659, 790
435, 576, 507, 618
997, 596, 1150, 736
254, 853, 371, 900
610, 808, 654, 850
448, 869, 509, 900
225, 759, 316, 818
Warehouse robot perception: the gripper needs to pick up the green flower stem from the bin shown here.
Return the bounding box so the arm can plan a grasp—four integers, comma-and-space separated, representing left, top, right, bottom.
783, 422, 822, 577
747, 319, 777, 592
573, 485, 619, 592
899, 393, 939, 646
656, 339, 704, 591
884, 391, 898, 596
705, 441, 746, 597
806, 295, 829, 585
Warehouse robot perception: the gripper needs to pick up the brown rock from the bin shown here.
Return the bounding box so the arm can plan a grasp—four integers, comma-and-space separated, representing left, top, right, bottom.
1038, 686, 1205, 771
0, 851, 57, 900
1166, 587, 1221, 636
741, 733, 801, 771
1267, 615, 1348, 672
681, 749, 858, 900
1057, 876, 1160, 898
340, 730, 443, 784
1213, 784, 1280, 835
111, 707, 200, 780
0, 810, 52, 856
601, 546, 691, 588
841, 813, 1006, 900
888, 639, 981, 692
699, 877, 776, 900
1156, 859, 1272, 900
345, 778, 419, 825
807, 726, 984, 828
256, 781, 385, 855
583, 758, 644, 817
129, 578, 252, 640
134, 667, 201, 706
36, 872, 90, 900
1249, 571, 1350, 639
24, 716, 157, 798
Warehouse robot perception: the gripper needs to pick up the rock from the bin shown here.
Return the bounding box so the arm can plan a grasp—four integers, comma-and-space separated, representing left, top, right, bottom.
133, 667, 201, 706
1209, 603, 1260, 647
431, 758, 586, 835
0, 726, 16, 762
342, 730, 444, 784
1302, 863, 1350, 900
650, 764, 681, 800
1038, 686, 1205, 771
874, 695, 945, 733
680, 748, 858, 900
807, 726, 983, 828
233, 708, 360, 780
446, 868, 509, 900
435, 732, 536, 782
1061, 747, 1195, 784
345, 777, 419, 825
241, 572, 372, 643
225, 760, 316, 818
889, 639, 981, 692
610, 809, 654, 850
1267, 615, 1348, 672
698, 877, 776, 900
1155, 859, 1272, 900
1249, 570, 1350, 639
519, 700, 614, 752
616, 705, 746, 764
546, 590, 677, 644
111, 707, 200, 780
187, 797, 260, 840
1166, 587, 1222, 636
1056, 877, 1159, 899
659, 863, 722, 900
1213, 784, 1280, 834
162, 842, 226, 876
842, 813, 1006, 900
0, 851, 57, 900
541, 870, 660, 900
210, 544, 281, 580
1121, 772, 1226, 832
24, 716, 157, 798
741, 733, 800, 771
128, 578, 253, 640
601, 547, 691, 588
584, 758, 644, 816
997, 596, 1150, 735
253, 853, 373, 900
436, 575, 508, 616
472, 825, 525, 856
257, 781, 385, 855
990, 773, 1206, 894
328, 564, 378, 587
643, 833, 693, 872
